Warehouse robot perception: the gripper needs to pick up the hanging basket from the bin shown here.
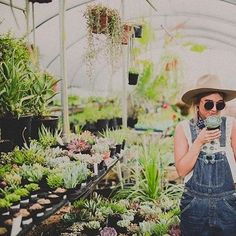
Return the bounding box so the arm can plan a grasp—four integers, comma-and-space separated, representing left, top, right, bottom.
121, 24, 133, 45
91, 12, 110, 34
133, 25, 143, 38
29, 0, 52, 3
128, 72, 139, 85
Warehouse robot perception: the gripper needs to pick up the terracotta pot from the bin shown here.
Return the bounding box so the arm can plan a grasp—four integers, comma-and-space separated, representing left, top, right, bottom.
91, 12, 110, 34
122, 24, 133, 45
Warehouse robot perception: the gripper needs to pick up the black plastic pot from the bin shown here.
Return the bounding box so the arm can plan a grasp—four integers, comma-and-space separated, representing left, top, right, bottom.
109, 118, 118, 130
31, 115, 59, 140
0, 115, 32, 148
82, 121, 97, 133
116, 117, 122, 129
0, 140, 14, 153
133, 25, 143, 38
96, 119, 109, 132
29, 0, 52, 3
128, 72, 139, 85
127, 117, 138, 128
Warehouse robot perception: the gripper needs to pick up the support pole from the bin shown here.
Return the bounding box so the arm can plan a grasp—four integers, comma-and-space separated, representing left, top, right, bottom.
25, 0, 30, 40
59, 0, 70, 142
121, 0, 128, 128
31, 2, 36, 46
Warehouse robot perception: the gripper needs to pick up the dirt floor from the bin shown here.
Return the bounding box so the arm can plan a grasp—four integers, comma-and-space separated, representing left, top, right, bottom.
25, 205, 71, 236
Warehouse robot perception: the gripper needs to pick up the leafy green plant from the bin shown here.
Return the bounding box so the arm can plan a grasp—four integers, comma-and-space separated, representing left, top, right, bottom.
5, 193, 21, 204
38, 126, 62, 148
47, 172, 63, 189
30, 71, 59, 117
0, 32, 31, 64
128, 66, 139, 75
0, 54, 35, 118
114, 141, 166, 201
0, 199, 11, 209
14, 187, 29, 198
24, 183, 40, 192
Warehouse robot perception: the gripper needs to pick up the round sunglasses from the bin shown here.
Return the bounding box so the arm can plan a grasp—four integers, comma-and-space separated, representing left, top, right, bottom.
203, 100, 225, 111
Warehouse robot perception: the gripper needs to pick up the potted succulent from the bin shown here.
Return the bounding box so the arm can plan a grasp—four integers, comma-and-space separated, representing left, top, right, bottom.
5, 193, 21, 214
0, 199, 11, 219
24, 183, 40, 200
13, 187, 30, 206
82, 220, 100, 235
30, 71, 60, 140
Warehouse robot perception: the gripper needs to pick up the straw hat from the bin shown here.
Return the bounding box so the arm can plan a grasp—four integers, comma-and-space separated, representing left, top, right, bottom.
181, 74, 236, 105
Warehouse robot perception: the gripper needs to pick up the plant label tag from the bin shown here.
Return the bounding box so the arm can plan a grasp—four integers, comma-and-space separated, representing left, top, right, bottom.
11, 215, 22, 236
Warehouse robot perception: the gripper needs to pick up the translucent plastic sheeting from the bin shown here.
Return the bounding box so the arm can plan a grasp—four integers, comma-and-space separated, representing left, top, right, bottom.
1, 0, 236, 96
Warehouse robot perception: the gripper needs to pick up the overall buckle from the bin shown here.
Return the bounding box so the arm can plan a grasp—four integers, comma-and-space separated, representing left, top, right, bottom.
202, 154, 216, 164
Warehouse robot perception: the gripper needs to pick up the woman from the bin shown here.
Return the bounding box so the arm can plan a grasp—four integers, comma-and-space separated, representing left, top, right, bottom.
174, 74, 236, 236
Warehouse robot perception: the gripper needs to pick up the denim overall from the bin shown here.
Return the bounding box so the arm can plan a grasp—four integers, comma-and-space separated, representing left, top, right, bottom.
180, 117, 236, 236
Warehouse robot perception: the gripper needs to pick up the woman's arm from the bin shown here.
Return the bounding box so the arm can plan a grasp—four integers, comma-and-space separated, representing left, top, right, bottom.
174, 122, 221, 177
230, 118, 236, 162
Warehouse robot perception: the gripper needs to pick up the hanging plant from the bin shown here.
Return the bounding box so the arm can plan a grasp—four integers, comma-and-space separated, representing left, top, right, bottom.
84, 4, 122, 78
122, 24, 133, 45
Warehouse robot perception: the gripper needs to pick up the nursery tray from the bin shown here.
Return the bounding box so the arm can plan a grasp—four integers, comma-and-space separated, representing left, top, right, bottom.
15, 156, 122, 236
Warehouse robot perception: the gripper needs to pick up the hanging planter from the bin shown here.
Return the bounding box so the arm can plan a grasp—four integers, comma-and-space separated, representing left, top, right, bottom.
29, 0, 52, 3
84, 4, 122, 78
133, 24, 143, 38
128, 67, 139, 85
122, 24, 133, 45
84, 4, 121, 35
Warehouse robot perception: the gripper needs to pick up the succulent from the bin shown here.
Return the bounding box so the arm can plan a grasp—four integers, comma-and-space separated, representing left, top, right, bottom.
78, 131, 96, 145
67, 138, 91, 154
14, 187, 29, 198
24, 183, 40, 192
47, 172, 63, 189
3, 172, 22, 188
117, 219, 131, 228
0, 199, 11, 209
100, 227, 117, 236
204, 115, 222, 130
5, 193, 20, 203
20, 163, 45, 182
85, 220, 100, 229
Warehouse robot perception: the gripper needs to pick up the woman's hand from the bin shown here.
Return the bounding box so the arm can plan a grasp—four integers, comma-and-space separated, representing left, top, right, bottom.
196, 127, 221, 145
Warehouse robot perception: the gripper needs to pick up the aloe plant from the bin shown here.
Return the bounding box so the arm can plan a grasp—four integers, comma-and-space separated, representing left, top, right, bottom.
0, 55, 35, 118
30, 71, 59, 117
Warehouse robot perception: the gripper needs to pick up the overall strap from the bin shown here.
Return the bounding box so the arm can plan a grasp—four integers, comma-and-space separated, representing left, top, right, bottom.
189, 119, 198, 143
219, 116, 226, 147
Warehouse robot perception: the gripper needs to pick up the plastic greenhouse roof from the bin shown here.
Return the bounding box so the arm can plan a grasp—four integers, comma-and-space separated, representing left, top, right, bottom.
1, 0, 236, 97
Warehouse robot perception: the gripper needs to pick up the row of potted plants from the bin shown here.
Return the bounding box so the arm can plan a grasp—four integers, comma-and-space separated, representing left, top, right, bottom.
61, 196, 180, 236
0, 128, 126, 234
0, 33, 60, 149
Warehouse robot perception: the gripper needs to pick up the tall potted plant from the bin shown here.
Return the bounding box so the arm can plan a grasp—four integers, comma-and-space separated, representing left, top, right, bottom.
0, 56, 35, 148
30, 71, 60, 140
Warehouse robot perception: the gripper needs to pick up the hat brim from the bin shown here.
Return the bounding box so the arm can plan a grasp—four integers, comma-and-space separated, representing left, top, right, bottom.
182, 88, 236, 105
